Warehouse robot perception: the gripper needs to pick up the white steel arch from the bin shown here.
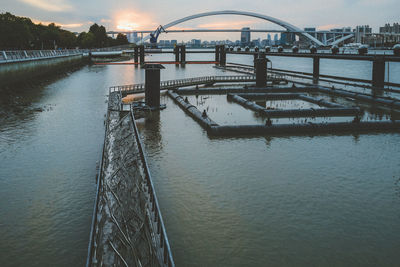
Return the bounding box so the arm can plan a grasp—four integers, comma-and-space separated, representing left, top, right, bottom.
139, 10, 325, 46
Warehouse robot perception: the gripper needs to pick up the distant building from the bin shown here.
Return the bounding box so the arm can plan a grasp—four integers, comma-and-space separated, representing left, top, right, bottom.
241, 27, 250, 46
354, 25, 372, 43
299, 27, 316, 45
171, 40, 177, 46
191, 39, 201, 47
273, 34, 278, 45
380, 23, 400, 34
280, 32, 296, 46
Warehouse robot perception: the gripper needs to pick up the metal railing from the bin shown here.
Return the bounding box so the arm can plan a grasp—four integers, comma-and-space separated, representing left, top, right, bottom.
0, 49, 85, 63
130, 107, 175, 267
110, 75, 257, 94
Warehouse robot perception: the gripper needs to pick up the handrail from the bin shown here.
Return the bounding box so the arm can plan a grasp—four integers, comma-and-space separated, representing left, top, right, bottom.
130, 107, 175, 267
0, 49, 86, 63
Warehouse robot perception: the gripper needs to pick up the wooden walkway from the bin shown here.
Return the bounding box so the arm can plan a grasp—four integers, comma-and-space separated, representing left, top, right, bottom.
110, 75, 257, 95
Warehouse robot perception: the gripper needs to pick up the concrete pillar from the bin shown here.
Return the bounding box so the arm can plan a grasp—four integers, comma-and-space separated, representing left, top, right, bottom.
372, 56, 385, 89
139, 45, 145, 64
174, 45, 180, 62
134, 47, 139, 63
180, 45, 186, 64
255, 57, 268, 87
143, 64, 165, 108
313, 56, 320, 83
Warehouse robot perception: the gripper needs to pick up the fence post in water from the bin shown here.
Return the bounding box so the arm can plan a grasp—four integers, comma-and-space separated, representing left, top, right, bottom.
180, 45, 186, 65
372, 56, 385, 90
144, 64, 165, 108
313, 56, 320, 83
255, 55, 268, 87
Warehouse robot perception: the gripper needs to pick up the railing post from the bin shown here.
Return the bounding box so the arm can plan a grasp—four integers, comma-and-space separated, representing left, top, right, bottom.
2, 51, 7, 60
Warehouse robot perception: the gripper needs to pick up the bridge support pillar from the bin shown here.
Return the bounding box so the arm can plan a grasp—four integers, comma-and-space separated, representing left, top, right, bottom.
313, 56, 320, 83
144, 64, 165, 108
255, 56, 268, 87
180, 45, 186, 64
134, 47, 139, 63
139, 45, 145, 64
372, 56, 385, 90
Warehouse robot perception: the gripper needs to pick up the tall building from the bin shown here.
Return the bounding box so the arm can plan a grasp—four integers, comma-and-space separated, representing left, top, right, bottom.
241, 27, 250, 46
273, 34, 278, 45
380, 23, 400, 34
354, 25, 372, 43
280, 32, 296, 45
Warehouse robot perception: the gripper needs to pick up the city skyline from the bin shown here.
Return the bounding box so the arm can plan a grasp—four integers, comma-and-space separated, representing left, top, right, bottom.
1, 0, 399, 41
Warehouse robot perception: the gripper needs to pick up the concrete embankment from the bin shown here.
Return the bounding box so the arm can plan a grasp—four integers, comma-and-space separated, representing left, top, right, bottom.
87, 92, 173, 266
0, 54, 87, 87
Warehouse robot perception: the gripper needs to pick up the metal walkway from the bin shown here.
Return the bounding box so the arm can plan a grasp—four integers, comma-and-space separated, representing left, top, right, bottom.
110, 75, 257, 95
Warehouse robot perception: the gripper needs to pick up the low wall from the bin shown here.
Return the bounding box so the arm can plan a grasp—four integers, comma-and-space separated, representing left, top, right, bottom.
0, 54, 87, 87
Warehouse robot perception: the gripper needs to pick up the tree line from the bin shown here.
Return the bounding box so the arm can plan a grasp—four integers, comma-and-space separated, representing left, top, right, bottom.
0, 12, 129, 50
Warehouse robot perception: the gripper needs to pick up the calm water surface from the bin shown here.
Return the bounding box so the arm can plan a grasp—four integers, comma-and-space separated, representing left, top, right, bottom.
0, 51, 399, 266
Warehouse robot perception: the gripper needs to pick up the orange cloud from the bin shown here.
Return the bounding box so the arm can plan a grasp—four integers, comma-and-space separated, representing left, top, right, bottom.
19, 0, 73, 12
31, 18, 84, 29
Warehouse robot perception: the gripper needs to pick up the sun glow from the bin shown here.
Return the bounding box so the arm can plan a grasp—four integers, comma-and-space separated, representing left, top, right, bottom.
114, 10, 156, 31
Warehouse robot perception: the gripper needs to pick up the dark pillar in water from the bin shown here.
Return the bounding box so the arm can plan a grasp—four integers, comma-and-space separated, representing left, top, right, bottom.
134, 46, 139, 63
174, 45, 180, 63
313, 56, 320, 83
220, 46, 226, 66
372, 56, 385, 90
253, 54, 258, 71
144, 64, 165, 108
180, 45, 186, 64
255, 57, 268, 87
215, 45, 220, 64
139, 45, 145, 64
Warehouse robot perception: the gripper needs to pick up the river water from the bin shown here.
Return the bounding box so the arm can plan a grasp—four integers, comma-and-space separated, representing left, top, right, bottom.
0, 51, 399, 266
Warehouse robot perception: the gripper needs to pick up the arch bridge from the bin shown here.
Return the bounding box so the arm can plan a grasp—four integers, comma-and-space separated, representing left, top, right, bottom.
139, 10, 327, 46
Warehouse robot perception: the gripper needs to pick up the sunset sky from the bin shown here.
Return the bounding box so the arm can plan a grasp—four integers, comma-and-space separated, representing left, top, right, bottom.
1, 0, 399, 41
